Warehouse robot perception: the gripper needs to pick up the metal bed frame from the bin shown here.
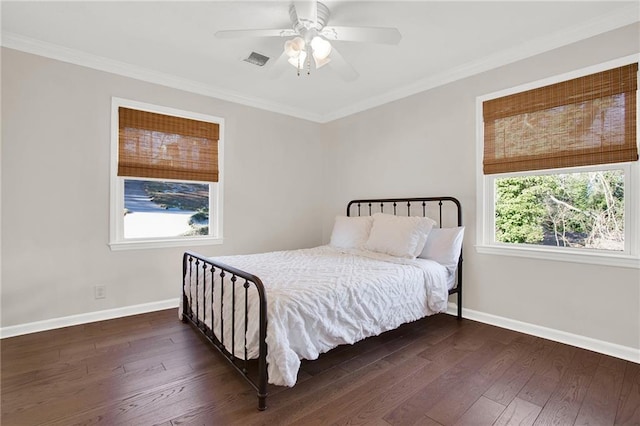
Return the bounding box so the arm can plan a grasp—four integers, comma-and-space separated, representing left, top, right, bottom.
181, 196, 463, 411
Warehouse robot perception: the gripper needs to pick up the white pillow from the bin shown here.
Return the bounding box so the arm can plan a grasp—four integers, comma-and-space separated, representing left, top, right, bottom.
419, 226, 465, 272
329, 215, 373, 249
364, 213, 436, 258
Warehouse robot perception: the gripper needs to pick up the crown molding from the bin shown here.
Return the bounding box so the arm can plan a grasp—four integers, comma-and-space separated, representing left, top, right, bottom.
0, 32, 324, 123
2, 3, 638, 125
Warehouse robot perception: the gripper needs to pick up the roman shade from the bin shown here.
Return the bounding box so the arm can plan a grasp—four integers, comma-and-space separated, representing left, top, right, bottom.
118, 107, 219, 182
483, 63, 638, 174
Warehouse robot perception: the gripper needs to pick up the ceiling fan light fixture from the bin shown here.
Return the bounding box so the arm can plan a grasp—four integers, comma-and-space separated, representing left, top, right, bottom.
284, 36, 305, 58
310, 36, 331, 60
216, 0, 401, 80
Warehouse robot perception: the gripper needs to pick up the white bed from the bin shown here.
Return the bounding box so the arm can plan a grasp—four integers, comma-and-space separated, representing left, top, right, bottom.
179, 196, 464, 410
180, 245, 450, 387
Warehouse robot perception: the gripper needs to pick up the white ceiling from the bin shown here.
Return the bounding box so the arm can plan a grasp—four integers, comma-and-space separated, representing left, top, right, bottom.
2, 1, 639, 122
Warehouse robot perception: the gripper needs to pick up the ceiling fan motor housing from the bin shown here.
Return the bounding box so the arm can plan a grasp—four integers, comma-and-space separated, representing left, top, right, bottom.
289, 1, 330, 36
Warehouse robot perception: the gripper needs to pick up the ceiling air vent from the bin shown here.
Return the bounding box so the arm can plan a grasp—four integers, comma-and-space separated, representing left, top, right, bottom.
244, 52, 270, 67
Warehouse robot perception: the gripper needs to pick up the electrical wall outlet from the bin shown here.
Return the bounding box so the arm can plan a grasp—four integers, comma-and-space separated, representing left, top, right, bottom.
94, 285, 106, 299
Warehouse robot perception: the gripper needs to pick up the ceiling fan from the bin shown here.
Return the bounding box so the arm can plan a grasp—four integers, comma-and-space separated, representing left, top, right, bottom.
215, 1, 402, 81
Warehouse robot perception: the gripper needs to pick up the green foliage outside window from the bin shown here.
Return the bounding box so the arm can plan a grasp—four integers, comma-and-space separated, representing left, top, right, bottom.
495, 171, 624, 251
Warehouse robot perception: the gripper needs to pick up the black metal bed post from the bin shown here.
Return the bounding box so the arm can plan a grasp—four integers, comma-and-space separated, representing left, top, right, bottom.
256, 282, 268, 411
457, 259, 463, 319
455, 198, 463, 320
181, 254, 190, 323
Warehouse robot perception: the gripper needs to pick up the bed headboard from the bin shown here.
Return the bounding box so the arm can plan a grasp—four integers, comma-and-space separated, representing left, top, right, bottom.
346, 196, 462, 228
346, 196, 463, 318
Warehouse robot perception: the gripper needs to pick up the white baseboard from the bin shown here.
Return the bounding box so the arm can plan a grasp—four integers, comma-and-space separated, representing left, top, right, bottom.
447, 303, 640, 363
3, 300, 638, 365
0, 298, 179, 339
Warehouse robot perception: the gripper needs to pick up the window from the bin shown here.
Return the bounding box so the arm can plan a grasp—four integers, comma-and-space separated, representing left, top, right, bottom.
110, 99, 223, 250
477, 58, 639, 268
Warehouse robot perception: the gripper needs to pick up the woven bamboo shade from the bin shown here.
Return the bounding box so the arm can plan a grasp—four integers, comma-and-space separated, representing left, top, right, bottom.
483, 63, 638, 174
118, 107, 219, 182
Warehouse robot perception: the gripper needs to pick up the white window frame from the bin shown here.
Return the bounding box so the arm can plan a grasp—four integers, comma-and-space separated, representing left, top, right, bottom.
109, 98, 224, 251
476, 55, 640, 269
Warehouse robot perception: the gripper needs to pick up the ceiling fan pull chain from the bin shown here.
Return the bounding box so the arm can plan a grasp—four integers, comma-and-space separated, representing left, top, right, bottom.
307, 54, 311, 75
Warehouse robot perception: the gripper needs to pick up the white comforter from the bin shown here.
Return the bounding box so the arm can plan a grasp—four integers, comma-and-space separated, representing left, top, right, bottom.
179, 245, 449, 387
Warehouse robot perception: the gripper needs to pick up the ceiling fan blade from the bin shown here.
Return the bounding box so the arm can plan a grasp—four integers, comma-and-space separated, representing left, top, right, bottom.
321, 26, 402, 45
328, 47, 358, 82
215, 28, 297, 39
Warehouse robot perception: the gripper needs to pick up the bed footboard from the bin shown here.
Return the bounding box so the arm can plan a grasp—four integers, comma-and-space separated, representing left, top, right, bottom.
181, 251, 269, 410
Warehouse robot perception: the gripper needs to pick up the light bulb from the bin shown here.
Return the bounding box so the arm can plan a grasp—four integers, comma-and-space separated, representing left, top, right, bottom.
310, 36, 331, 60
284, 40, 295, 57
284, 37, 305, 57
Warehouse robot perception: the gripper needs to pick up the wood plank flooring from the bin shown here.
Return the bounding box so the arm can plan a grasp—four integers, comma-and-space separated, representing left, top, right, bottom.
1, 309, 639, 425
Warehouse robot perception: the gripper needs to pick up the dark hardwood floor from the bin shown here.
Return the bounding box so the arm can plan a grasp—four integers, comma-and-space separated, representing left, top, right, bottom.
1, 309, 639, 425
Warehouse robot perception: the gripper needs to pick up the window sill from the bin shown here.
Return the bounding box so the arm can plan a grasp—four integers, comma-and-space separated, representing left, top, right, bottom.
109, 237, 223, 251
476, 244, 640, 269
